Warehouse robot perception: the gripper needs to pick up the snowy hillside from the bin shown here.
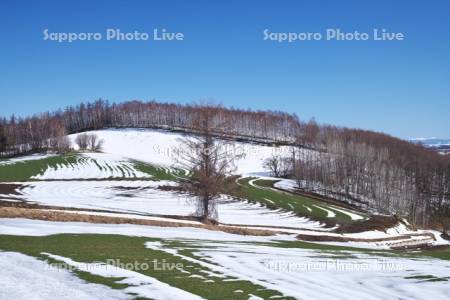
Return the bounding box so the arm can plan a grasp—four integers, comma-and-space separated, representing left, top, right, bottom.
33, 153, 151, 180
69, 128, 295, 176
1, 128, 450, 300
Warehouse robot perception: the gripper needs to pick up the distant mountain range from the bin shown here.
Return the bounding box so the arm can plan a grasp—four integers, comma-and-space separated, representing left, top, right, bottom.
410, 138, 450, 154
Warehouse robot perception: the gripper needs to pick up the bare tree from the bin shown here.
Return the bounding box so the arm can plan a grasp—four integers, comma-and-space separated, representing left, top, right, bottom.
177, 105, 243, 223
87, 134, 104, 152
264, 154, 292, 177
75, 133, 103, 151
58, 135, 72, 153
302, 118, 319, 147
0, 123, 6, 155
75, 133, 89, 150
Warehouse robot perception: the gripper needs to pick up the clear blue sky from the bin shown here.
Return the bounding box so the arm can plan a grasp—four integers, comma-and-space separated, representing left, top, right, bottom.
0, 0, 449, 139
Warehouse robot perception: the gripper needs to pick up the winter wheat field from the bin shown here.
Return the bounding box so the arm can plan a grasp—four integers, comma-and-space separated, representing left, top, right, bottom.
1, 128, 449, 300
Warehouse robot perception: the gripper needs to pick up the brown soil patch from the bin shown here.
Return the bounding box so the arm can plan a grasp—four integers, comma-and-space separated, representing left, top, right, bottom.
0, 184, 22, 195
441, 232, 450, 241
0, 207, 276, 237
297, 232, 435, 243
0, 200, 199, 223
335, 215, 399, 234
156, 185, 186, 192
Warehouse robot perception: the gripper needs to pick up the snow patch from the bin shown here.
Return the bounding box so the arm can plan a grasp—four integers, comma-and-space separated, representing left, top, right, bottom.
42, 253, 204, 300
33, 153, 150, 180
0, 251, 128, 300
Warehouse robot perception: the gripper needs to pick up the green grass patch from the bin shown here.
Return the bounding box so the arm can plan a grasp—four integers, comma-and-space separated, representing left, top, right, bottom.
419, 246, 450, 261
0, 154, 177, 182
0, 154, 79, 181
404, 274, 449, 282
230, 177, 359, 224
43, 254, 130, 290
132, 160, 187, 181
0, 234, 291, 300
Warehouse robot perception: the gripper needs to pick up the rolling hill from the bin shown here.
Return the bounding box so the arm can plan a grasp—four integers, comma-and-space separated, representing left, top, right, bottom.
1, 128, 450, 299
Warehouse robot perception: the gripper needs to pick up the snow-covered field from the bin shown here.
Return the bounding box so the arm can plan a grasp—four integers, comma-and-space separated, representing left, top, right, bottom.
0, 180, 323, 230
1, 128, 450, 300
42, 253, 204, 300
0, 128, 444, 238
1, 219, 449, 300
0, 154, 56, 166
69, 128, 296, 176
33, 153, 150, 180
3, 180, 186, 214
0, 218, 291, 242
147, 240, 450, 300
0, 251, 127, 300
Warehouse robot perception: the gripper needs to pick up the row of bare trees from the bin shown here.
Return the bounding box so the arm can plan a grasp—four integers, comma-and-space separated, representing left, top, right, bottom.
0, 99, 300, 158
74, 133, 104, 151
0, 113, 71, 156
62, 99, 300, 142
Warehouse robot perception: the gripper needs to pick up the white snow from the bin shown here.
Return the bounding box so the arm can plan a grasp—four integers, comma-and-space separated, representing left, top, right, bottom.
312, 205, 336, 218
3, 128, 450, 300
273, 178, 300, 191
146, 240, 450, 300
218, 196, 323, 230
33, 153, 150, 180
1, 181, 324, 230
0, 218, 296, 242
1, 218, 449, 300
264, 198, 275, 204
0, 251, 128, 300
69, 128, 296, 176
328, 206, 365, 221
2, 180, 190, 216
0, 153, 55, 166
42, 253, 204, 300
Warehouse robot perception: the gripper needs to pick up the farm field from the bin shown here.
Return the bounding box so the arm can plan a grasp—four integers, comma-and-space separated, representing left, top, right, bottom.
1, 128, 449, 299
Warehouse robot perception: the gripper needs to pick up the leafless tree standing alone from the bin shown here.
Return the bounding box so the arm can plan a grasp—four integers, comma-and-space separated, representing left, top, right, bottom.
177, 104, 243, 223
